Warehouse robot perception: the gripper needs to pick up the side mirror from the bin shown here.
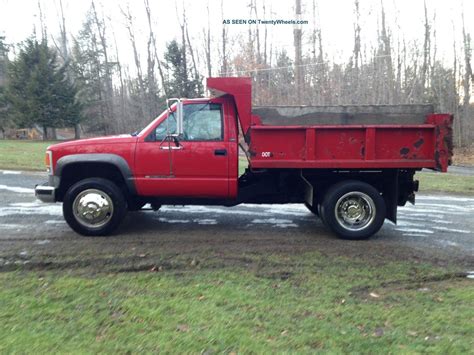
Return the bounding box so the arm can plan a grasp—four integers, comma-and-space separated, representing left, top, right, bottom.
176, 101, 183, 136
166, 98, 184, 136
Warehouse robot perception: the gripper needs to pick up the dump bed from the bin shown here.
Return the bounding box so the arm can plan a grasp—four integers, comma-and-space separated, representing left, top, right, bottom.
249, 105, 453, 172
206, 77, 453, 172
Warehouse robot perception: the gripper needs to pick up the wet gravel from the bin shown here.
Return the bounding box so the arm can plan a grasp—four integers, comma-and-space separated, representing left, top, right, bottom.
0, 170, 473, 271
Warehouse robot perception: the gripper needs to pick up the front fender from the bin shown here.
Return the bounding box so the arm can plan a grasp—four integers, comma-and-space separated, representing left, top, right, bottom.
55, 153, 137, 195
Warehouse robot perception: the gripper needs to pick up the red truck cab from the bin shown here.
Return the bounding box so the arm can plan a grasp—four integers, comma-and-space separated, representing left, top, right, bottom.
35, 77, 453, 240
134, 96, 239, 199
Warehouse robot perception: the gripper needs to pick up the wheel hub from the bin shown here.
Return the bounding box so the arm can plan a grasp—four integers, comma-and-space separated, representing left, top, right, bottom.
335, 192, 376, 231
73, 189, 114, 228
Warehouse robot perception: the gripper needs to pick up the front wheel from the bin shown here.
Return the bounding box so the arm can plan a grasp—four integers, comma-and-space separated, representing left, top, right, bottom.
63, 178, 127, 236
321, 180, 386, 240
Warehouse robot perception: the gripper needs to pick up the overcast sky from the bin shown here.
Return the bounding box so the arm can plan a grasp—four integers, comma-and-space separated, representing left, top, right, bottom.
1, 0, 472, 72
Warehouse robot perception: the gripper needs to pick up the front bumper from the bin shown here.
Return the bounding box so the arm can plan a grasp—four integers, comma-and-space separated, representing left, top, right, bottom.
35, 183, 56, 203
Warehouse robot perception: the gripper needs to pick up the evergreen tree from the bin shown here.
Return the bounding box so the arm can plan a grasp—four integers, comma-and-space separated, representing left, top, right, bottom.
70, 6, 115, 134
0, 36, 10, 137
0, 86, 9, 138
0, 36, 8, 87
163, 40, 203, 98
6, 38, 81, 139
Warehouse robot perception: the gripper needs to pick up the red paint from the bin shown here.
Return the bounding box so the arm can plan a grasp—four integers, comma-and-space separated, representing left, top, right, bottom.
47, 77, 453, 201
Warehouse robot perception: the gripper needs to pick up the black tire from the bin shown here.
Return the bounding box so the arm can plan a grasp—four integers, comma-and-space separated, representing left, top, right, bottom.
321, 180, 386, 240
318, 203, 329, 227
304, 202, 319, 216
63, 178, 127, 236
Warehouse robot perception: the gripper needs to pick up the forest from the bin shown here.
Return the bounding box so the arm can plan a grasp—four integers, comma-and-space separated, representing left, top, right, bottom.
0, 0, 472, 146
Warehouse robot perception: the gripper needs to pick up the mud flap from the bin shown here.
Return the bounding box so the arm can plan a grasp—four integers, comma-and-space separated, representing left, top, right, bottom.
300, 171, 314, 206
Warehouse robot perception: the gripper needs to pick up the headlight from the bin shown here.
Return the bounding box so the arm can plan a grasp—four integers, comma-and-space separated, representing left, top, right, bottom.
45, 151, 53, 174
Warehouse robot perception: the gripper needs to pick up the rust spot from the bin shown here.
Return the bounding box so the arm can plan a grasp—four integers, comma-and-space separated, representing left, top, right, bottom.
400, 147, 410, 156
434, 151, 441, 170
414, 138, 424, 148
360, 146, 365, 157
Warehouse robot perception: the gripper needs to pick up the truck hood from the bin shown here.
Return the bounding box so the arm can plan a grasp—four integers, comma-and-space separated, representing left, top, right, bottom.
48, 135, 137, 151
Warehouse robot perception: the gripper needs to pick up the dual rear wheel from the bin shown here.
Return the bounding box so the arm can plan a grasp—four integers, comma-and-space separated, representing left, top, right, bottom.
307, 181, 386, 240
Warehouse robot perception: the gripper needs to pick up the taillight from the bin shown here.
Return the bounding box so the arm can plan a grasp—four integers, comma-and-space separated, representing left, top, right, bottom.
45, 151, 53, 174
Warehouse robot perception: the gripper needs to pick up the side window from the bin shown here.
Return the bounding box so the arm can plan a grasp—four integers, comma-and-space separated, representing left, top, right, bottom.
154, 113, 177, 141
183, 103, 223, 141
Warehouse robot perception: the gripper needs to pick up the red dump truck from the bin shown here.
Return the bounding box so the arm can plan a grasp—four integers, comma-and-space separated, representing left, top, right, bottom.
35, 77, 453, 239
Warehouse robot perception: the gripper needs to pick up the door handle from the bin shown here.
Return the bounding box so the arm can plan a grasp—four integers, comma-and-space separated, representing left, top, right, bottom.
214, 149, 227, 156
160, 145, 183, 150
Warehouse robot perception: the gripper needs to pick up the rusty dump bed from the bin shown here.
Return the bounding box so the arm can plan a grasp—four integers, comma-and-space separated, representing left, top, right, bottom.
249, 109, 453, 172
249, 105, 453, 172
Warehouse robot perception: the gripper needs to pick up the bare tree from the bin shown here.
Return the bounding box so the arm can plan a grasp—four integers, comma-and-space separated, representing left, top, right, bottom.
203, 1, 212, 77
294, 0, 303, 103
144, 0, 168, 98
183, 10, 200, 83
220, 0, 228, 75
122, 5, 147, 121
37, 0, 48, 42
420, 0, 431, 95
90, 0, 115, 134
461, 13, 472, 146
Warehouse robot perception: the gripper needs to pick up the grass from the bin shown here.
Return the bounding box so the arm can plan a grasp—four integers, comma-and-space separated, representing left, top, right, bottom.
0, 252, 472, 353
0, 140, 54, 171
416, 172, 474, 194
239, 156, 249, 176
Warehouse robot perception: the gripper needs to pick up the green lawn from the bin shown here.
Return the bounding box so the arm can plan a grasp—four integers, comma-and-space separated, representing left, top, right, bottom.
0, 140, 55, 171
0, 252, 472, 353
416, 171, 474, 194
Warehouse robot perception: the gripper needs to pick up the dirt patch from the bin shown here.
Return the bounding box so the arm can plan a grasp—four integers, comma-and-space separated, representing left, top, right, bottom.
1, 233, 473, 274
350, 271, 471, 300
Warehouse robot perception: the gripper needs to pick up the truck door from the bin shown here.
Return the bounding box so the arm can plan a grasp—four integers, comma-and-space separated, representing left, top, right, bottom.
169, 101, 229, 198
134, 112, 175, 196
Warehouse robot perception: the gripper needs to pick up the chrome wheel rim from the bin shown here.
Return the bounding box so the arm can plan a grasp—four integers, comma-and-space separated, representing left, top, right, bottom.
334, 192, 376, 231
72, 189, 114, 228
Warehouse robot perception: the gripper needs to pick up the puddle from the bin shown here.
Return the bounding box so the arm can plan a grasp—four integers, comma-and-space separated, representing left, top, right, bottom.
432, 226, 471, 234
251, 218, 298, 228
0, 202, 62, 217
193, 219, 217, 225
0, 185, 34, 194
158, 217, 190, 224
45, 220, 66, 224
395, 228, 434, 234
1, 171, 22, 175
